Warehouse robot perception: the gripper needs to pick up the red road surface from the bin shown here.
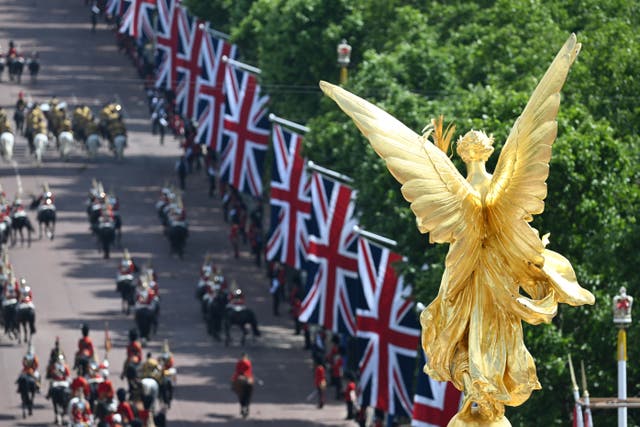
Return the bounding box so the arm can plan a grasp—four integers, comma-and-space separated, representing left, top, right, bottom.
0, 1, 352, 425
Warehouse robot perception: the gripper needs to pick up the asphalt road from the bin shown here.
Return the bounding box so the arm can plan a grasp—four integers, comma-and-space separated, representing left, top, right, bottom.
0, 1, 351, 425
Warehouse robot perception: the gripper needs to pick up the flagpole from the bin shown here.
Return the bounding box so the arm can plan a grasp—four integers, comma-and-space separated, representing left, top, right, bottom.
568, 354, 585, 427
197, 22, 231, 41
268, 113, 310, 134
222, 55, 261, 75
306, 160, 353, 184
581, 360, 594, 427
353, 225, 397, 248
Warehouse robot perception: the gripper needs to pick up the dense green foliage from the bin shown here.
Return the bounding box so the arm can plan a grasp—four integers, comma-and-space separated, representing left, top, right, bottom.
186, 1, 640, 425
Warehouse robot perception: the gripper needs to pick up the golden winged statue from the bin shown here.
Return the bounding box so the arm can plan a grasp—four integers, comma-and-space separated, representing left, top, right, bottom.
320, 33, 595, 426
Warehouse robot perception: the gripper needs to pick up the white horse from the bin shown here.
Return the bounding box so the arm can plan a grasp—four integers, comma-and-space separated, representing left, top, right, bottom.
113, 134, 126, 160
58, 131, 73, 161
33, 133, 48, 165
0, 131, 14, 161
86, 133, 100, 159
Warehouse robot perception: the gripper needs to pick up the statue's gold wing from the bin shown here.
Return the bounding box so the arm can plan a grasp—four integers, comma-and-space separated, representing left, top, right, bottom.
485, 34, 594, 307
487, 33, 580, 218
319, 81, 483, 297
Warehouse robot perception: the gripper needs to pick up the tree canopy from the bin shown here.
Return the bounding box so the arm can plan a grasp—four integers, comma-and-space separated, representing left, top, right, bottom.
185, 1, 640, 425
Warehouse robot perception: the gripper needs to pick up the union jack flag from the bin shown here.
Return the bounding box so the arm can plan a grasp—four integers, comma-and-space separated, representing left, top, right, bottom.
298, 173, 362, 335
265, 124, 311, 269
194, 29, 237, 149
105, 0, 126, 18
356, 237, 419, 418
119, 0, 157, 40
411, 351, 462, 427
219, 66, 270, 197
154, 0, 180, 90
172, 11, 206, 118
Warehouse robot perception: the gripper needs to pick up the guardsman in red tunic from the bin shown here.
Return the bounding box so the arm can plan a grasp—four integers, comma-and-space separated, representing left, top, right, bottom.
96, 361, 115, 402
74, 324, 95, 374
71, 374, 90, 399
21, 343, 41, 389
69, 387, 93, 425
314, 361, 327, 409
121, 329, 143, 380
46, 353, 71, 400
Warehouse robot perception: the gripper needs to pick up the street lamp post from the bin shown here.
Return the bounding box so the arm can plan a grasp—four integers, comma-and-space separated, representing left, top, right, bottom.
337, 39, 351, 85
613, 286, 633, 427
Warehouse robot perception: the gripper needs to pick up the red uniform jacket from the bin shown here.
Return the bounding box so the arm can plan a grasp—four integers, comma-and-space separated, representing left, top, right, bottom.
117, 401, 135, 423
71, 376, 90, 398
314, 365, 326, 388
232, 358, 253, 382
97, 379, 115, 400
77, 336, 94, 359
127, 341, 143, 363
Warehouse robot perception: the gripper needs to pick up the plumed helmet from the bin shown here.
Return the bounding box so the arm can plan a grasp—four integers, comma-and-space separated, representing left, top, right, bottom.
234, 289, 243, 298
19, 277, 27, 286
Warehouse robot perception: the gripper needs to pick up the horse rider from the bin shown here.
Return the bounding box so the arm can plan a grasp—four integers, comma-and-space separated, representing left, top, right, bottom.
18, 277, 33, 303
16, 91, 26, 111
121, 329, 143, 380
68, 386, 93, 425
74, 323, 96, 374
0, 106, 12, 133
231, 352, 254, 418
11, 196, 27, 217
119, 249, 138, 275
70, 373, 90, 399
2, 272, 19, 334
228, 288, 246, 311
45, 352, 71, 400
141, 352, 161, 382
96, 361, 115, 402
47, 336, 64, 370
7, 40, 18, 57
34, 183, 55, 207
20, 343, 41, 390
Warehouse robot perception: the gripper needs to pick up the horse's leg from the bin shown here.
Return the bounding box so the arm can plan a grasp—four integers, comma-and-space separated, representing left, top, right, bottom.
38, 221, 43, 240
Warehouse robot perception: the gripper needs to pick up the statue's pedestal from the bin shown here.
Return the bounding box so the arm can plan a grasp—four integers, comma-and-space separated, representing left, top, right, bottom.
448, 413, 512, 427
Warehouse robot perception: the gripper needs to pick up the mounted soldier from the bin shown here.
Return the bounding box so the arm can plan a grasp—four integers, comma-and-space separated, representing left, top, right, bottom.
74, 323, 96, 377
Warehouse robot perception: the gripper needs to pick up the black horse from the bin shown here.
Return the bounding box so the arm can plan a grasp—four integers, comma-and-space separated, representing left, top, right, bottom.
232, 376, 253, 418
8, 56, 24, 83
206, 290, 229, 341
34, 204, 56, 240
16, 373, 36, 418
1, 300, 18, 339
16, 304, 36, 344
224, 306, 261, 347
96, 221, 116, 259
11, 213, 34, 247
135, 305, 156, 342
0, 220, 10, 251
116, 274, 136, 315
14, 107, 25, 134
50, 381, 71, 425
27, 57, 39, 83
165, 221, 188, 259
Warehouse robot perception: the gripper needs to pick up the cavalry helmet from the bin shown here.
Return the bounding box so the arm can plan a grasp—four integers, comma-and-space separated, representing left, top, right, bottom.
234, 289, 243, 298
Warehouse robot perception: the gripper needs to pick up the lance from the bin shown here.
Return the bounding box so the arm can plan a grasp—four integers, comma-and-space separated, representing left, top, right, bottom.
581, 360, 594, 427
568, 354, 585, 427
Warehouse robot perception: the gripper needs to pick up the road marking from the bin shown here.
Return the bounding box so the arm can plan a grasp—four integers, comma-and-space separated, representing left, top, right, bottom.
11, 159, 23, 194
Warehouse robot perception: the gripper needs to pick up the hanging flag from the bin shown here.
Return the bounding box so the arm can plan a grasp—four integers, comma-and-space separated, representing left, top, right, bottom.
194, 29, 237, 149
298, 173, 362, 335
356, 237, 419, 419
411, 351, 462, 427
265, 123, 311, 269
105, 0, 126, 18
219, 65, 270, 196
119, 0, 157, 40
172, 11, 207, 118
154, 0, 180, 90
